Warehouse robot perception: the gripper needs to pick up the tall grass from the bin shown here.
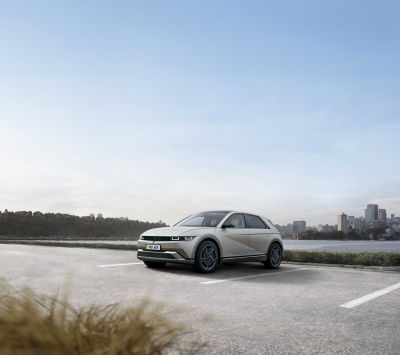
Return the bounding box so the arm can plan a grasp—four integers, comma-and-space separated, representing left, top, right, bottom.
0, 282, 203, 355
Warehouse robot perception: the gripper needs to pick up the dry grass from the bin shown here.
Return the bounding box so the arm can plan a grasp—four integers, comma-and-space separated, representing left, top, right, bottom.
0, 282, 203, 355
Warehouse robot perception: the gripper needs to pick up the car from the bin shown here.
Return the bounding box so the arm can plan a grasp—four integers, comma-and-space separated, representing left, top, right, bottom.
137, 210, 283, 273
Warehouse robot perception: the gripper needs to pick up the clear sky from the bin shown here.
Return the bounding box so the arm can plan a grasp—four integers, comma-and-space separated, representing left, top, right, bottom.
1, 0, 399, 226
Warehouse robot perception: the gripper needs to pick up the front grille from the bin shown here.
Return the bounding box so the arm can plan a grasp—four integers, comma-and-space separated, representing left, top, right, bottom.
142, 236, 171, 241
138, 251, 176, 259
142, 236, 187, 241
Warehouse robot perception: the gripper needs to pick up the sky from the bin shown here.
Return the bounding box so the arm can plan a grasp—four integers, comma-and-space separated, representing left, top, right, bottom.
0, 0, 399, 226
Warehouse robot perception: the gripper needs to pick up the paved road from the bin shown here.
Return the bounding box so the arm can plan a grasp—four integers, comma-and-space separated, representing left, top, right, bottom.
1, 244, 399, 354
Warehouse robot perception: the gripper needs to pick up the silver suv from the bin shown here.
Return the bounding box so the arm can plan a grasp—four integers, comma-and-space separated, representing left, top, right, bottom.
137, 211, 283, 273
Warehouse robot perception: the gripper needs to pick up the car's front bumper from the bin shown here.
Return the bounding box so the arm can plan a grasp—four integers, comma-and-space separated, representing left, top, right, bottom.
137, 249, 194, 264
137, 239, 196, 264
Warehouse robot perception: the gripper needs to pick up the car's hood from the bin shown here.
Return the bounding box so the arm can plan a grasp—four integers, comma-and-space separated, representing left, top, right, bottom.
141, 226, 216, 237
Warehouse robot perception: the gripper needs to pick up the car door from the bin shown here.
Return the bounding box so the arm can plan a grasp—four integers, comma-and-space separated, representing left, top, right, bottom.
244, 214, 273, 255
220, 213, 253, 257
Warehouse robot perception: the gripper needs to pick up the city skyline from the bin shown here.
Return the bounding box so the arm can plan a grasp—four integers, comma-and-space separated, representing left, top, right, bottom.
280, 202, 398, 229
1, 1, 399, 226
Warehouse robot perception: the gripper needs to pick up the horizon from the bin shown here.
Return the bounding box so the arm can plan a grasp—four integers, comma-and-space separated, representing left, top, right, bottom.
1, 1, 399, 226
0, 205, 396, 228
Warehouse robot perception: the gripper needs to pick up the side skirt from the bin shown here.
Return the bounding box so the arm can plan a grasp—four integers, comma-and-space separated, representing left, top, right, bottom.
221, 254, 267, 263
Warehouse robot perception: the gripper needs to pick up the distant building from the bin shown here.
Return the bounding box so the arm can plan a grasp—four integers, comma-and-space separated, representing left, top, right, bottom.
347, 216, 355, 229
372, 220, 383, 229
391, 213, 395, 220
378, 209, 387, 224
293, 221, 306, 234
337, 213, 348, 233
279, 224, 293, 238
353, 217, 366, 231
365, 204, 378, 223
318, 224, 336, 232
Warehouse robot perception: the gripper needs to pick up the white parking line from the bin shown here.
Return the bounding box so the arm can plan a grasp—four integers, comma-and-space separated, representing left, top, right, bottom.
340, 282, 400, 309
200, 267, 310, 285
97, 262, 143, 268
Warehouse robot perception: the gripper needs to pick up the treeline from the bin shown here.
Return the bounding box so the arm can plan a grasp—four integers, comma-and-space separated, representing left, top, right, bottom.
0, 210, 167, 240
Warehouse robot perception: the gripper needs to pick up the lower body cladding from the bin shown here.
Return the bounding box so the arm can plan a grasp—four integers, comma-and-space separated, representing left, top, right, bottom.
137, 239, 271, 265
137, 248, 270, 265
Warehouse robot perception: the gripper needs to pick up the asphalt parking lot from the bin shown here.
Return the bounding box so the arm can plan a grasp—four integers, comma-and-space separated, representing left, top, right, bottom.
1, 244, 399, 354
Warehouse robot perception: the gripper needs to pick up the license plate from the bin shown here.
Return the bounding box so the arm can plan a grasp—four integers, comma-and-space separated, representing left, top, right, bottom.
146, 244, 161, 251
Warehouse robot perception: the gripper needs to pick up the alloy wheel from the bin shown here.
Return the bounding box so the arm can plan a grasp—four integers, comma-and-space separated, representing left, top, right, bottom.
199, 244, 218, 271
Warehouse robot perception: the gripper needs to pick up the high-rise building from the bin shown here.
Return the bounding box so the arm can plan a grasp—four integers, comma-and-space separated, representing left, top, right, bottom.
337, 213, 348, 233
378, 209, 387, 224
372, 220, 383, 229
293, 221, 306, 234
365, 204, 378, 223
391, 214, 395, 220
353, 217, 366, 231
347, 216, 355, 228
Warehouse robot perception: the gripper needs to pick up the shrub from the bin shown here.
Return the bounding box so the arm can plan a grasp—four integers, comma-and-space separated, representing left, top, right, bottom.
0, 282, 203, 355
284, 250, 400, 267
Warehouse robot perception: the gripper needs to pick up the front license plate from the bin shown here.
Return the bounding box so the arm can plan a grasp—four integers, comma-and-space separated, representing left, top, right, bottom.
146, 244, 161, 251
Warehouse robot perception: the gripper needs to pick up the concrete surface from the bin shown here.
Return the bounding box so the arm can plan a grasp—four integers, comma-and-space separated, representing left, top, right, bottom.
0, 244, 399, 354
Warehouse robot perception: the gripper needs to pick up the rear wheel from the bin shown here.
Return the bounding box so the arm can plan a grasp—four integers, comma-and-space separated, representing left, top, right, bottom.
143, 261, 166, 268
264, 242, 282, 269
193, 240, 219, 273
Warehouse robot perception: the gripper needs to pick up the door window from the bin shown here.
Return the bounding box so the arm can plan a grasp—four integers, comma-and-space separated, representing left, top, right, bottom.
244, 214, 269, 229
224, 214, 245, 228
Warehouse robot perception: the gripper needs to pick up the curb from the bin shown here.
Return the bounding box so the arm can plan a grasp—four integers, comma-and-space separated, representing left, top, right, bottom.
283, 261, 400, 272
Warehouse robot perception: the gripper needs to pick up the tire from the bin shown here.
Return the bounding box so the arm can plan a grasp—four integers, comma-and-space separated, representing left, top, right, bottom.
193, 240, 219, 273
143, 261, 166, 268
264, 242, 282, 269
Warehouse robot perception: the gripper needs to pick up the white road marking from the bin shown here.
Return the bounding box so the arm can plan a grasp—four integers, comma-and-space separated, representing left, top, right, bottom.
200, 267, 310, 285
339, 282, 400, 309
97, 262, 143, 268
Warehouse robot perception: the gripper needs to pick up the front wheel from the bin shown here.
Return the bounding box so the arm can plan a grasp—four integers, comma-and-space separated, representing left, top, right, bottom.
193, 240, 219, 273
143, 261, 166, 268
264, 242, 282, 269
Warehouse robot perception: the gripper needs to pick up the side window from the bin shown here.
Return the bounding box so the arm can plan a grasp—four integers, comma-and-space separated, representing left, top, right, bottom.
224, 214, 245, 228
245, 214, 269, 229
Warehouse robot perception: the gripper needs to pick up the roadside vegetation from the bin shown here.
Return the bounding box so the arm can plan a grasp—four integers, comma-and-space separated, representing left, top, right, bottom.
284, 250, 400, 267
0, 282, 203, 355
294, 229, 400, 241
0, 210, 166, 240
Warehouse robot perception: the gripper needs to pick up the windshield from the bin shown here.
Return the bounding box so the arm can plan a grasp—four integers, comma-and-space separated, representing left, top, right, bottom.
175, 212, 229, 227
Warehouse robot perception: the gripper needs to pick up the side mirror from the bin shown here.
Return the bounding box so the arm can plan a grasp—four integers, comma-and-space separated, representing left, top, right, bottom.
222, 223, 235, 229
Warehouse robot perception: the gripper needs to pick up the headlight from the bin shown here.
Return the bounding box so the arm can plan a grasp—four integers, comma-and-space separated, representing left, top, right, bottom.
171, 236, 196, 241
